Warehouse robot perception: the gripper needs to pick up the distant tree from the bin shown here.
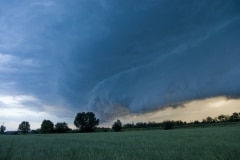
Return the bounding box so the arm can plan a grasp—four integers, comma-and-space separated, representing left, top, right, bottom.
31, 129, 40, 134
162, 121, 173, 130
173, 120, 184, 126
74, 112, 99, 132
18, 121, 30, 134
136, 122, 147, 128
55, 122, 71, 133
123, 123, 135, 129
193, 120, 200, 124
0, 124, 6, 134
147, 121, 159, 128
206, 117, 213, 123
41, 120, 54, 134
96, 127, 110, 132
224, 115, 230, 122
112, 119, 122, 132
213, 117, 218, 123
229, 112, 240, 122
218, 114, 226, 122
202, 119, 207, 123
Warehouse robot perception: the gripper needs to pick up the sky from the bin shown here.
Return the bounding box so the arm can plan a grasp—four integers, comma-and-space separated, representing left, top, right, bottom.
0, 0, 240, 131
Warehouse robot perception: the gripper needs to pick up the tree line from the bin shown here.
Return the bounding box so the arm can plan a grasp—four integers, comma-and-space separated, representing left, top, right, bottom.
0, 112, 239, 134
122, 112, 240, 130
0, 112, 100, 134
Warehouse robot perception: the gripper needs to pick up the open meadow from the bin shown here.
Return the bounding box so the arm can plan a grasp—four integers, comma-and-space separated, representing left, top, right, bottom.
0, 125, 239, 160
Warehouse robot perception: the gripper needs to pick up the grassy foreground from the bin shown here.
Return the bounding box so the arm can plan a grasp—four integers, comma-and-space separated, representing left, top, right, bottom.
0, 125, 239, 160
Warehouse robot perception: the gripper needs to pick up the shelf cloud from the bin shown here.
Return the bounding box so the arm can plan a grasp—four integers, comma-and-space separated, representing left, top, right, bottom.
0, 0, 240, 129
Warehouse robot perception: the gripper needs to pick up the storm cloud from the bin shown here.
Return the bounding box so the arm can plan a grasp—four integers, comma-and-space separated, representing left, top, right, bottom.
0, 0, 240, 124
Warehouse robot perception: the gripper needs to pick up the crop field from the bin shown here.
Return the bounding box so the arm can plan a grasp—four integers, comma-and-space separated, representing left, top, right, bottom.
0, 125, 239, 160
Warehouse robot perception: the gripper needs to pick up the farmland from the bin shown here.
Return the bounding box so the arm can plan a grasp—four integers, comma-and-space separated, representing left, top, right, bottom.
0, 125, 239, 160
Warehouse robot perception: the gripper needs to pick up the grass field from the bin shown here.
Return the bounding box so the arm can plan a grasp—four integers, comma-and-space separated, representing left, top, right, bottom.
0, 125, 239, 160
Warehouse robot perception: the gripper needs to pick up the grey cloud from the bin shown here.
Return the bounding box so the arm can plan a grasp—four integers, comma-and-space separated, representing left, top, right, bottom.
87, 10, 240, 120
0, 0, 240, 122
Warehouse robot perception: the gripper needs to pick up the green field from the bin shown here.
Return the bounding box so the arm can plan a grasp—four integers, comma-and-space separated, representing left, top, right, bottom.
0, 125, 239, 160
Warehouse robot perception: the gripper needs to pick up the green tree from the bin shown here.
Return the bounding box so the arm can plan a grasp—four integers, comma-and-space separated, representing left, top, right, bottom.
74, 112, 99, 132
230, 112, 240, 122
41, 120, 54, 134
193, 120, 200, 124
206, 116, 213, 123
162, 120, 173, 130
112, 119, 122, 132
55, 122, 70, 133
0, 124, 6, 134
218, 114, 226, 122
18, 121, 30, 134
